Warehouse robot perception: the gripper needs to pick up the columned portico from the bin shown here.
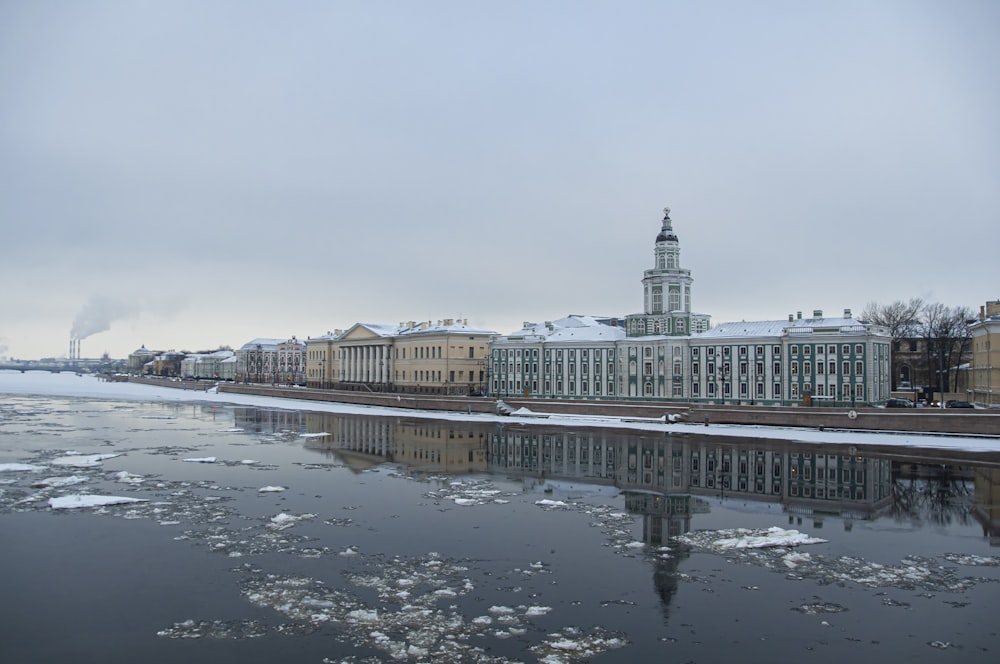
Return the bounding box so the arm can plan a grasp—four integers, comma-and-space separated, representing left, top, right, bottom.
338, 342, 392, 390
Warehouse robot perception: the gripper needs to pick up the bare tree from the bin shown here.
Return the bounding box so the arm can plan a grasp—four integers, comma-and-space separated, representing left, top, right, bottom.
860, 298, 923, 389
919, 303, 974, 395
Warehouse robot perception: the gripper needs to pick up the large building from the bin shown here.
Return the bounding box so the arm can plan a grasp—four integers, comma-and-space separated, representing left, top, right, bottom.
304, 319, 495, 395
235, 337, 306, 385
969, 300, 1000, 408
490, 208, 892, 406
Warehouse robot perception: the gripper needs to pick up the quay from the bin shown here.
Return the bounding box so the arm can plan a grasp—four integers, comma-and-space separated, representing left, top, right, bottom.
122, 376, 1000, 438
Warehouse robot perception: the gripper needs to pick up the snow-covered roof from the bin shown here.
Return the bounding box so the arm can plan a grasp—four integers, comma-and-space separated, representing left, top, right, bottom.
238, 338, 304, 351
696, 316, 877, 340
397, 321, 496, 337
499, 315, 625, 343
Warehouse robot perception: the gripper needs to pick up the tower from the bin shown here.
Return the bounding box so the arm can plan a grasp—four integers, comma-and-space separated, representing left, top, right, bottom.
626, 207, 711, 337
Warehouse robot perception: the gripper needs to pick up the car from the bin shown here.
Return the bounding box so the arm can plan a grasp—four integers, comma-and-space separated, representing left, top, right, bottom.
945, 400, 975, 409
884, 398, 915, 408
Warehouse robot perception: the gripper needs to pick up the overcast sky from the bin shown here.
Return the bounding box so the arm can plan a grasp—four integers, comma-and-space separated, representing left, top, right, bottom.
2, 0, 997, 360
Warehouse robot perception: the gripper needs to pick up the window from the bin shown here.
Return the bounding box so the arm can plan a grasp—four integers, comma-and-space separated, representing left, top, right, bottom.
804, 361, 812, 374
756, 345, 764, 356
855, 344, 863, 354
739, 346, 747, 357
828, 361, 836, 374
842, 345, 850, 354
855, 361, 863, 374
693, 362, 700, 375
791, 362, 798, 375
817, 362, 824, 374
693, 348, 700, 358
644, 362, 653, 375
843, 361, 850, 374
740, 362, 748, 376
708, 347, 715, 357
773, 345, 781, 355
469, 347, 475, 358
723, 347, 731, 357
756, 361, 764, 375
804, 346, 811, 356
773, 361, 781, 375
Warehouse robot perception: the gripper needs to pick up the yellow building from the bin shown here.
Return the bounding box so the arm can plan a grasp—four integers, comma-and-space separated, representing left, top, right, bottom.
969, 300, 1000, 408
305, 319, 495, 395
392, 319, 494, 395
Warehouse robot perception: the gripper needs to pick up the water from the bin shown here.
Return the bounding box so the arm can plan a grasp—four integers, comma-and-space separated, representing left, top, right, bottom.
1, 387, 998, 663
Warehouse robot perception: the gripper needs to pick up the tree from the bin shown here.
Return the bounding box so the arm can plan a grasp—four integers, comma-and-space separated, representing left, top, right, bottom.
860, 298, 923, 389
918, 303, 973, 395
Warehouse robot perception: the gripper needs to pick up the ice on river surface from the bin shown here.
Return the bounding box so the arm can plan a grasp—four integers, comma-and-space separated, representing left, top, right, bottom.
1, 374, 999, 662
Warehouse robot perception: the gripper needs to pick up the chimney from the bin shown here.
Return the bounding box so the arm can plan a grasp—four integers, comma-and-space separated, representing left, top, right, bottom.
788, 314, 794, 322
813, 309, 823, 318
844, 308, 852, 318
796, 311, 802, 320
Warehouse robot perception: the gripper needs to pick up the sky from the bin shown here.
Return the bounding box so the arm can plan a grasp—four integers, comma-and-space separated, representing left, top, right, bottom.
1, 0, 998, 361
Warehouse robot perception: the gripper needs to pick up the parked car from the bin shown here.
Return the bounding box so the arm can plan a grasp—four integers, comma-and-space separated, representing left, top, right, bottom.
884, 398, 915, 408
945, 400, 975, 409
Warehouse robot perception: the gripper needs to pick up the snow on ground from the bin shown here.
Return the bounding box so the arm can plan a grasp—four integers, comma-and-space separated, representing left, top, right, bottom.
2, 371, 997, 452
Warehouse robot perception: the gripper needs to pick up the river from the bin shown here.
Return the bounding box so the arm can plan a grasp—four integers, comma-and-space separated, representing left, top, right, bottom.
1, 373, 998, 663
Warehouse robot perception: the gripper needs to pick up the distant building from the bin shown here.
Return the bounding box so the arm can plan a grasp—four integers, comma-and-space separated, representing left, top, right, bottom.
180, 349, 235, 380
235, 337, 306, 384
969, 300, 1000, 408
489, 207, 892, 405
128, 346, 159, 374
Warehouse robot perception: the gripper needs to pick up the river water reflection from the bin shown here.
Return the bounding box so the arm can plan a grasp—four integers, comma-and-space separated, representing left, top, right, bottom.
1, 393, 998, 663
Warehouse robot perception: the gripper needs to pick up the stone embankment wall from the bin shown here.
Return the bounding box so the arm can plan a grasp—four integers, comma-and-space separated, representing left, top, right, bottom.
125, 377, 999, 437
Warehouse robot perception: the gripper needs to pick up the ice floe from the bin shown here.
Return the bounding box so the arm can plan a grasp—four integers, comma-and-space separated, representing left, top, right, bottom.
182, 457, 217, 463
257, 486, 287, 493
0, 463, 46, 472
50, 453, 121, 467
49, 494, 150, 509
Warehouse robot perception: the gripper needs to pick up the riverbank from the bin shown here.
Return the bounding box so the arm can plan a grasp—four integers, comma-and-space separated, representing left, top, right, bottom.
123, 375, 1000, 438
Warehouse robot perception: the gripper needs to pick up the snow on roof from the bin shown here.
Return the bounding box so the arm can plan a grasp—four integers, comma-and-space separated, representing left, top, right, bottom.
397, 321, 496, 337
697, 316, 874, 340
499, 315, 625, 343
238, 338, 304, 351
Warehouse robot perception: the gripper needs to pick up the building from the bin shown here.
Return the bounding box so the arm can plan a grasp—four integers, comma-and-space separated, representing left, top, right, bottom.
489, 207, 892, 405
305, 319, 495, 395
235, 337, 306, 385
625, 207, 711, 336
969, 300, 1000, 408
180, 349, 235, 380
127, 346, 158, 375
392, 319, 494, 395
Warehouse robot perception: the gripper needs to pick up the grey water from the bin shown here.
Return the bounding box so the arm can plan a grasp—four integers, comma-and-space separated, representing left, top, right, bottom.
1, 392, 998, 663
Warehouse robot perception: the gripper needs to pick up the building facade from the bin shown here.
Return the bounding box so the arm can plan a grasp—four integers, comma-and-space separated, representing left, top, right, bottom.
969, 300, 1000, 408
235, 337, 306, 385
625, 207, 711, 336
489, 207, 892, 406
304, 319, 495, 395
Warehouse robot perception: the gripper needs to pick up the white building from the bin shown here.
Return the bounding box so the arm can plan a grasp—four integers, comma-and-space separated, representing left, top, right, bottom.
235, 337, 306, 384
490, 207, 892, 406
180, 350, 235, 380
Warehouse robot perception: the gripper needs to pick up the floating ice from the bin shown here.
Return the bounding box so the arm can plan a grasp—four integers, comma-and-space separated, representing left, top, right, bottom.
31, 475, 88, 488
535, 499, 569, 508
712, 527, 828, 550
257, 486, 286, 493
182, 457, 217, 463
50, 454, 121, 468
0, 463, 46, 472
269, 512, 316, 529
49, 494, 149, 509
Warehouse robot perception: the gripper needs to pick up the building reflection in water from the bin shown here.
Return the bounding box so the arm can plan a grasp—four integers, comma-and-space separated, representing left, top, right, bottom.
302, 412, 489, 474
232, 407, 308, 435
230, 408, 995, 547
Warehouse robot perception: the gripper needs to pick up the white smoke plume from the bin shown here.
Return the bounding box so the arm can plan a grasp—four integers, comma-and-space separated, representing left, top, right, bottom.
70, 295, 141, 341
